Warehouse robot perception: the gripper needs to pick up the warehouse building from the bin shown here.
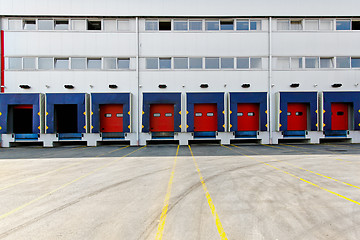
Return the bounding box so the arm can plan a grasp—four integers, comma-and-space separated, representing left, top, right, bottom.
0, 0, 360, 147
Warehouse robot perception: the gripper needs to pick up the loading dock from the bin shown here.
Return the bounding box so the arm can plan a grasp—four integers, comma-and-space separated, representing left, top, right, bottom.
187, 93, 224, 139
331, 103, 349, 131
322, 92, 360, 139
150, 104, 174, 132
229, 92, 267, 142
142, 93, 181, 142
287, 103, 308, 131
9, 105, 33, 134
276, 92, 319, 143
100, 104, 124, 133
237, 103, 259, 131
46, 93, 86, 141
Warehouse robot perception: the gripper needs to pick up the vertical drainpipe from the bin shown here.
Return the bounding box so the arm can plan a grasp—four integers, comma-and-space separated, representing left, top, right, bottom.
268, 17, 273, 144
136, 17, 140, 145
1, 30, 4, 93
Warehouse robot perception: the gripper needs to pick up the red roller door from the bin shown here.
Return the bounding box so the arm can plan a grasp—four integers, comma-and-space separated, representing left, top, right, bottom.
287, 103, 307, 131
194, 103, 217, 132
237, 103, 259, 131
150, 104, 174, 132
100, 104, 123, 132
331, 103, 348, 130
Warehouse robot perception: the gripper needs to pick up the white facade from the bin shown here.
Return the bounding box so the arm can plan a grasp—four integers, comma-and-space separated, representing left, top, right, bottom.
1, 1, 360, 146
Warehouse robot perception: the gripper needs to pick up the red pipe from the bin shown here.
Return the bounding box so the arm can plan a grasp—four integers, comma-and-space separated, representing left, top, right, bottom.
1, 30, 4, 93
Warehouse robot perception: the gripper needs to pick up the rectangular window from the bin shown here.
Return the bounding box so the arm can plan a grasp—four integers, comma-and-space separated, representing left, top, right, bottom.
117, 58, 130, 69
87, 58, 101, 69
103, 20, 117, 31
250, 20, 261, 30
38, 19, 54, 30
55, 20, 69, 30
237, 58, 249, 69
220, 20, 234, 30
8, 19, 22, 30
336, 20, 351, 30
87, 20, 102, 30
351, 58, 360, 68
159, 58, 171, 69
71, 19, 86, 31
189, 58, 203, 69
290, 20, 303, 30
38, 58, 54, 70
205, 20, 219, 31
9, 58, 22, 70
23, 19, 36, 30
23, 57, 36, 70
205, 57, 220, 69
174, 21, 188, 31
250, 58, 262, 69
236, 20, 249, 30
305, 20, 319, 30
291, 57, 303, 69
174, 58, 188, 69
221, 58, 234, 69
336, 57, 350, 68
305, 57, 319, 68
103, 58, 116, 69
276, 57, 290, 70
319, 19, 333, 30
320, 57, 334, 68
189, 20, 202, 31
159, 20, 171, 31
145, 20, 158, 31
146, 58, 158, 69
71, 57, 86, 69
55, 58, 69, 70
117, 20, 130, 31
352, 20, 360, 30
277, 20, 289, 30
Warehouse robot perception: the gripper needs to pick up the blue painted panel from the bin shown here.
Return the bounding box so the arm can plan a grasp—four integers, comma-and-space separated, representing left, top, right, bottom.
283, 130, 306, 137
279, 92, 318, 131
235, 131, 257, 138
15, 133, 39, 141
102, 132, 125, 139
323, 92, 360, 131
0, 93, 41, 134
229, 92, 267, 131
91, 93, 130, 133
187, 92, 225, 132
194, 131, 216, 138
324, 130, 347, 137
142, 93, 181, 133
46, 93, 86, 134
58, 133, 82, 140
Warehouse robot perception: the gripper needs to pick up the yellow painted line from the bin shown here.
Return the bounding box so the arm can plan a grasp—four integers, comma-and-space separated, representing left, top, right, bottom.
155, 145, 180, 240
0, 146, 129, 193
0, 146, 145, 221
244, 145, 360, 191
224, 145, 360, 206
188, 145, 228, 240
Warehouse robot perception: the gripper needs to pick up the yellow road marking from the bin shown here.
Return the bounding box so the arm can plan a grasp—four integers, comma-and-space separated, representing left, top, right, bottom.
0, 146, 129, 192
223, 145, 360, 206
0, 146, 145, 220
155, 145, 180, 240
188, 145, 228, 240
244, 145, 360, 190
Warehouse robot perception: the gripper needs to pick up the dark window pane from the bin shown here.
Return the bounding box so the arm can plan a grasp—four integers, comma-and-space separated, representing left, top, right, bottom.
159, 21, 171, 31
352, 21, 360, 30
87, 20, 101, 30
220, 20, 234, 30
